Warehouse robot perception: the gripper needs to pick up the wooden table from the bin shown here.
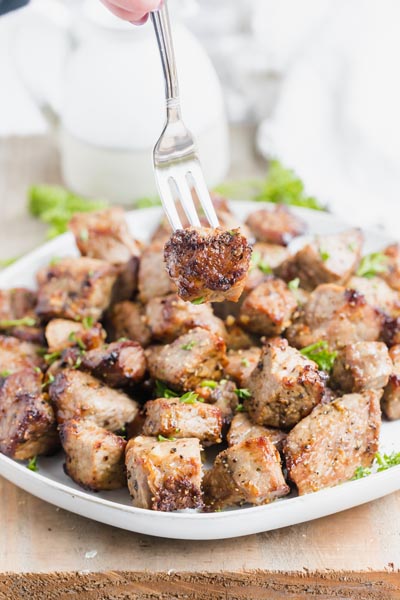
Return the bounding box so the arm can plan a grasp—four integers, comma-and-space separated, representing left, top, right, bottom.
0, 132, 399, 599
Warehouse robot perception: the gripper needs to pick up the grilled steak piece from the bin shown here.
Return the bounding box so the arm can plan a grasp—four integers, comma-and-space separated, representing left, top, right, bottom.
245, 205, 306, 246
347, 276, 400, 317
286, 284, 383, 349
36, 257, 117, 322
203, 436, 289, 509
125, 435, 203, 511
146, 293, 226, 343
278, 228, 363, 291
143, 397, 222, 445
331, 342, 392, 393
0, 288, 44, 344
147, 327, 227, 392
284, 390, 381, 494
138, 242, 176, 303
227, 412, 287, 451
164, 227, 252, 303
245, 338, 327, 429
382, 243, 400, 291
239, 278, 297, 336
382, 345, 400, 420
80, 340, 147, 388
223, 322, 258, 351
224, 347, 262, 387
50, 369, 139, 430
195, 379, 239, 424
0, 369, 58, 459
60, 419, 126, 490
107, 301, 151, 348
45, 318, 106, 352
69, 207, 141, 300
0, 335, 43, 375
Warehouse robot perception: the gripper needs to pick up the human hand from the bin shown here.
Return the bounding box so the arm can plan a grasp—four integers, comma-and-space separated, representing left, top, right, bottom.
100, 0, 161, 24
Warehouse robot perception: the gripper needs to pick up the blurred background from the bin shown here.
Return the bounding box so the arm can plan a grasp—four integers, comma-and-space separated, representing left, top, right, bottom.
1, 0, 400, 238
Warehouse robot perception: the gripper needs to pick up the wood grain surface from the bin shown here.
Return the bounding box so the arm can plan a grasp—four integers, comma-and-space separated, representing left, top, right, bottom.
0, 133, 399, 596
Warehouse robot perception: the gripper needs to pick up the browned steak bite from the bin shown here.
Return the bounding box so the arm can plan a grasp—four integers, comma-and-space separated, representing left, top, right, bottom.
36, 257, 117, 322
239, 278, 297, 336
0, 369, 58, 459
60, 419, 126, 491
145, 293, 226, 343
245, 205, 306, 246
0, 288, 44, 344
50, 369, 139, 430
107, 301, 151, 347
227, 412, 287, 452
45, 318, 106, 352
143, 397, 222, 445
245, 243, 290, 293
286, 284, 383, 349
278, 228, 363, 291
164, 227, 252, 303
381, 243, 400, 291
223, 322, 258, 351
147, 327, 227, 392
284, 390, 381, 495
245, 338, 326, 430
224, 347, 262, 387
203, 436, 289, 509
382, 345, 400, 420
195, 379, 239, 424
347, 276, 400, 317
80, 340, 146, 388
331, 342, 392, 393
0, 335, 43, 375
125, 435, 203, 511
138, 242, 176, 303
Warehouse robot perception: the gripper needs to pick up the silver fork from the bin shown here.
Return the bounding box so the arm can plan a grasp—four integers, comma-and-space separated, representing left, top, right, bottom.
150, 2, 219, 231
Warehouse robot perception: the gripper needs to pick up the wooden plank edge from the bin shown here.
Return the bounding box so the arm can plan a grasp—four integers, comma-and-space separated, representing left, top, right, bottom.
0, 570, 399, 600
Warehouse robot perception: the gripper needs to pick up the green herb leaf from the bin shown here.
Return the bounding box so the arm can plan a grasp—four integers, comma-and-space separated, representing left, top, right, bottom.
157, 434, 176, 442
375, 451, 400, 471
41, 373, 55, 389
191, 297, 205, 305
235, 403, 245, 413
79, 228, 89, 242
155, 380, 179, 399
352, 465, 372, 480
200, 380, 218, 389
241, 358, 250, 368
49, 256, 61, 266
68, 331, 86, 351
0, 370, 10, 377
251, 251, 272, 275
179, 391, 200, 404
44, 350, 62, 365
0, 256, 18, 268
34, 367, 42, 374
181, 341, 196, 351
135, 197, 161, 209
0, 316, 36, 328
288, 277, 300, 291
300, 341, 337, 372
235, 388, 251, 400
319, 248, 330, 262
27, 456, 38, 472
82, 316, 95, 330
356, 252, 389, 278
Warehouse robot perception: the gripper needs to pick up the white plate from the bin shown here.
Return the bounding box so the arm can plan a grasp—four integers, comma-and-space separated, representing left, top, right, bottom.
0, 201, 399, 541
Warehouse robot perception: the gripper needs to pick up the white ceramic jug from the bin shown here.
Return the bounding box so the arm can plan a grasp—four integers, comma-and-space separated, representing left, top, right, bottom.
16, 0, 230, 203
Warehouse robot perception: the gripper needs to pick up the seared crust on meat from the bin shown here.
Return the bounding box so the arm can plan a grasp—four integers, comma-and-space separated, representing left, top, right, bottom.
50, 369, 139, 430
0, 370, 58, 459
138, 242, 176, 303
245, 205, 306, 246
286, 284, 383, 349
245, 338, 327, 429
278, 229, 363, 291
203, 436, 289, 509
147, 327, 227, 392
143, 397, 222, 445
146, 293, 226, 343
0, 335, 43, 375
239, 278, 297, 336
331, 342, 392, 393
227, 412, 287, 451
382, 243, 400, 291
347, 276, 400, 317
0, 288, 44, 344
284, 390, 381, 494
36, 257, 117, 321
107, 301, 151, 347
60, 419, 127, 490
224, 347, 261, 387
164, 227, 252, 303
45, 318, 106, 352
125, 435, 203, 511
382, 345, 400, 420
80, 340, 147, 387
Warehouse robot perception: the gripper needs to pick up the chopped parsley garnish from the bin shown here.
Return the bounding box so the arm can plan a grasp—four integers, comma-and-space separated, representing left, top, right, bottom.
288, 277, 300, 291
200, 380, 218, 389
50, 256, 61, 266
157, 434, 176, 442
251, 251, 272, 275
34, 367, 42, 374
44, 350, 62, 365
319, 248, 330, 262
0, 316, 36, 328
0, 370, 10, 377
82, 316, 95, 330
42, 373, 55, 389
181, 341, 196, 351
179, 391, 200, 404
235, 388, 251, 400
235, 403, 245, 413
300, 341, 337, 372
135, 196, 161, 209
27, 456, 38, 472
352, 451, 400, 479
68, 331, 86, 351
356, 252, 388, 278
73, 356, 83, 370
0, 256, 18, 268
155, 380, 178, 399
191, 297, 205, 305
79, 228, 89, 242
241, 357, 250, 368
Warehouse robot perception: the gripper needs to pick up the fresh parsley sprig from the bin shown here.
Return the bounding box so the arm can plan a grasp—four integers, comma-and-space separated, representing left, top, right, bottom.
300, 341, 337, 372
356, 252, 388, 278
352, 451, 400, 479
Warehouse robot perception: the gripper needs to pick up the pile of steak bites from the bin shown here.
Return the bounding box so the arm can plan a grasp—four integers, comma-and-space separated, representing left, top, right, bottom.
0, 198, 399, 512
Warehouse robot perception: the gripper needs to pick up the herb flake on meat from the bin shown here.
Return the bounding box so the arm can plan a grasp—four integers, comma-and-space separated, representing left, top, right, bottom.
356, 252, 389, 278
300, 341, 337, 372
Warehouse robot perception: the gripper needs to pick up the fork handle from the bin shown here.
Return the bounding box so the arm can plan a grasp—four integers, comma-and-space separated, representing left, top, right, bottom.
151, 2, 180, 113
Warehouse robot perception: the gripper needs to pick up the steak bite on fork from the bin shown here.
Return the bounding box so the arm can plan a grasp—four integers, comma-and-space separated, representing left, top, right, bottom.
164, 227, 252, 303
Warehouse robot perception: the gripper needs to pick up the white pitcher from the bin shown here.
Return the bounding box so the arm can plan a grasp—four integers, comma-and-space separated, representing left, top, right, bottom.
15, 0, 230, 203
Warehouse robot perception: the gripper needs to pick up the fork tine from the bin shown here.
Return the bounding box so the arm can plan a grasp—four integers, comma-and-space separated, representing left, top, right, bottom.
154, 173, 182, 230
173, 174, 201, 228
188, 163, 219, 229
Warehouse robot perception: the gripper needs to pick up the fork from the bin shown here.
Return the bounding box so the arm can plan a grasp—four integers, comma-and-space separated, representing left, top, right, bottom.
150, 2, 219, 231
